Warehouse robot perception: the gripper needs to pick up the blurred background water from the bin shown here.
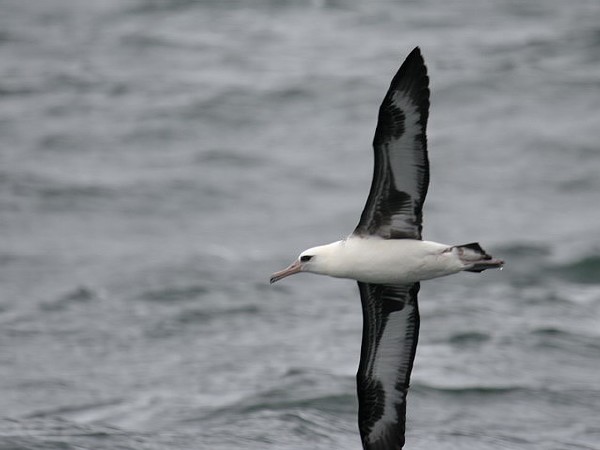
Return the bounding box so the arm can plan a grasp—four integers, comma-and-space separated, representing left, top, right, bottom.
1, 0, 599, 449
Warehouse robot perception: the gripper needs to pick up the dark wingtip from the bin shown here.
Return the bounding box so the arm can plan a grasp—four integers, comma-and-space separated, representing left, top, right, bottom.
408, 46, 422, 58
404, 46, 425, 67
388, 46, 429, 99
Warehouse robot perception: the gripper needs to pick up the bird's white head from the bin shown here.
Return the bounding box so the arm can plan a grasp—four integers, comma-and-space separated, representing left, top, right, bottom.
270, 241, 344, 284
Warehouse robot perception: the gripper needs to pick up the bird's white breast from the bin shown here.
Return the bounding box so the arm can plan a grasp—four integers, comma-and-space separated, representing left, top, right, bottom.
326, 237, 464, 284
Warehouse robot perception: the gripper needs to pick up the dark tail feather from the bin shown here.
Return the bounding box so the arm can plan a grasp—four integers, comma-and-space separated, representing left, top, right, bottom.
455, 242, 504, 273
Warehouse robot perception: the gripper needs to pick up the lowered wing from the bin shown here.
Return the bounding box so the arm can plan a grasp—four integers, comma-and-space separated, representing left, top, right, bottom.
356, 282, 420, 450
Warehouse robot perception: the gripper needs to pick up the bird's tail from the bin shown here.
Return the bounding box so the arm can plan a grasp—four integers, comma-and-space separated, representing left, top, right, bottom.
455, 243, 504, 273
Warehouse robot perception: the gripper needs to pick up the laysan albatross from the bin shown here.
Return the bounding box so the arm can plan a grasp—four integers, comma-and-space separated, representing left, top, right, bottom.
270, 47, 503, 450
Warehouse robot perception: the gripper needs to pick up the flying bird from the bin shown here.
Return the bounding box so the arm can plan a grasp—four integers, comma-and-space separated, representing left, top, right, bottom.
270, 47, 503, 450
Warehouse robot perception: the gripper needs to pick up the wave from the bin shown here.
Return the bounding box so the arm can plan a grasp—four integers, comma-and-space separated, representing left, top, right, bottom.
197, 147, 265, 168
0, 417, 164, 450
212, 369, 356, 419
494, 242, 551, 258
137, 284, 209, 302
147, 303, 260, 338
550, 255, 600, 284
126, 0, 341, 15
0, 84, 37, 97
0, 171, 115, 210
494, 242, 600, 285
530, 326, 600, 352
235, 392, 355, 416
174, 305, 260, 324
40, 286, 99, 312
412, 383, 526, 396
447, 331, 491, 346
125, 0, 211, 15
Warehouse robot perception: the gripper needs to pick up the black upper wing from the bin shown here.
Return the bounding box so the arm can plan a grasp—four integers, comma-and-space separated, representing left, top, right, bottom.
354, 47, 430, 240
357, 282, 420, 450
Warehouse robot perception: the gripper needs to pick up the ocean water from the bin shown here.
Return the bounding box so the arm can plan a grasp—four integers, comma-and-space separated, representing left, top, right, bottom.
1, 0, 600, 449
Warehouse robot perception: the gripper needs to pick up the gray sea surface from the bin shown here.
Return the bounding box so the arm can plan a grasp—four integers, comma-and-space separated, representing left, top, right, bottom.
1, 0, 600, 449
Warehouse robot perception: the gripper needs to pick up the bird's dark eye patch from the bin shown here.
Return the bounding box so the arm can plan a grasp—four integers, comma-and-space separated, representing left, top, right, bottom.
300, 255, 313, 262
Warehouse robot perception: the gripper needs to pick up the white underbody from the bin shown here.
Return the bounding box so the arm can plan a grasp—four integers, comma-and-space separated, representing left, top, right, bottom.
304, 237, 467, 284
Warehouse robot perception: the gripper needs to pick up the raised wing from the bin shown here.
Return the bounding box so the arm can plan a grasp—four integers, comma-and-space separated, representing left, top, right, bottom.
356, 282, 420, 450
354, 47, 430, 240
